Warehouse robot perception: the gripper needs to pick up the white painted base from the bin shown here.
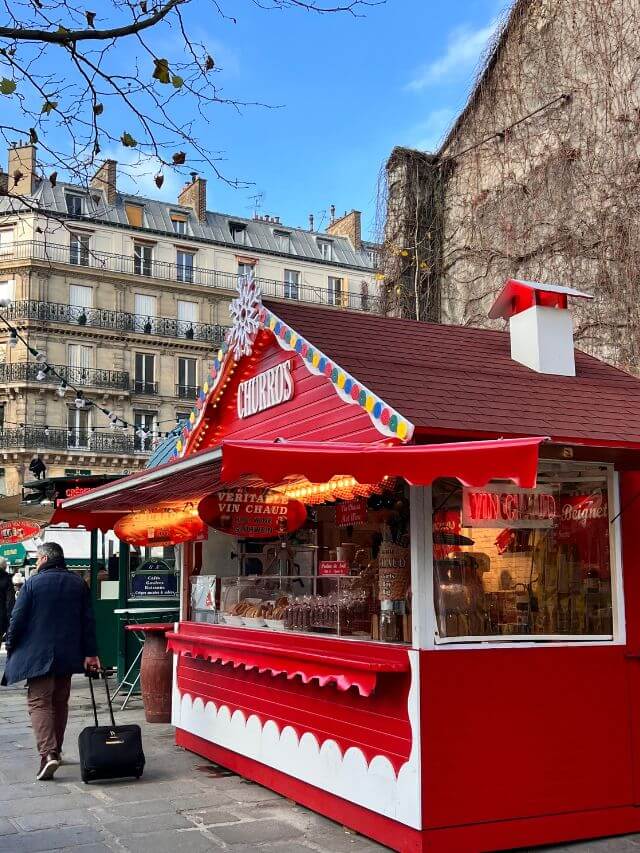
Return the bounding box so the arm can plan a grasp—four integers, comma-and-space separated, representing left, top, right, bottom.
172, 649, 422, 829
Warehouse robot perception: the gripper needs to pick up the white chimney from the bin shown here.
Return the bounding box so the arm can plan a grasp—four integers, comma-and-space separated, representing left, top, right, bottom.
488, 279, 593, 377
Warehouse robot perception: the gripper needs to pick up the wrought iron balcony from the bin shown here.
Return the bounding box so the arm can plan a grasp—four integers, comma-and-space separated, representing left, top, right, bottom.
0, 361, 129, 391
176, 383, 198, 399
132, 379, 158, 395
0, 239, 379, 313
0, 427, 148, 454
1, 299, 227, 345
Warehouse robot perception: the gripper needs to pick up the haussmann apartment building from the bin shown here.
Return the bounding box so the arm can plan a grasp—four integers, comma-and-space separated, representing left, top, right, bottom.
0, 143, 379, 496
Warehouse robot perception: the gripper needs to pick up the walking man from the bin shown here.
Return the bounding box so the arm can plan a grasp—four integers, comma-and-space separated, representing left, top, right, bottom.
1, 542, 100, 780
0, 556, 15, 642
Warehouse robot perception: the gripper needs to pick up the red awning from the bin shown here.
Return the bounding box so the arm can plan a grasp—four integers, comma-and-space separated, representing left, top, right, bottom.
220, 436, 545, 489
62, 437, 545, 516
49, 508, 125, 532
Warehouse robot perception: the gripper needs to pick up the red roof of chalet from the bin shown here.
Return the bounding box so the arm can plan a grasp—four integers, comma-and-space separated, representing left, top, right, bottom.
266, 301, 640, 446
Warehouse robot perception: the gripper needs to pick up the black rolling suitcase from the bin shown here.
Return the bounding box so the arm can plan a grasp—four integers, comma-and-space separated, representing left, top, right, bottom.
78, 669, 145, 783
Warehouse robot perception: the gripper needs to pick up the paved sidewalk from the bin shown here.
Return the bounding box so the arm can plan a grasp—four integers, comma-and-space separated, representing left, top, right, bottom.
0, 651, 639, 853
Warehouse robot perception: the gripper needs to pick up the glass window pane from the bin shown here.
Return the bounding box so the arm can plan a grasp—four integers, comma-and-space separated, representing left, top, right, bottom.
69, 284, 93, 308
432, 464, 614, 641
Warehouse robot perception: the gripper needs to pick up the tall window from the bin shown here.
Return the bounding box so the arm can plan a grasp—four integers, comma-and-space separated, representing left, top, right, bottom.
0, 279, 15, 305
284, 269, 300, 300
68, 407, 90, 449
176, 250, 195, 283
171, 214, 188, 235
69, 233, 90, 266
317, 239, 332, 261
328, 276, 343, 306
133, 243, 153, 276
177, 300, 198, 323
134, 352, 156, 394
134, 293, 157, 332
0, 467, 5, 496
230, 222, 247, 245
0, 403, 4, 429
274, 230, 291, 253
65, 194, 84, 216
68, 344, 93, 385
69, 284, 93, 309
134, 411, 156, 452
0, 228, 14, 258
177, 357, 197, 398
238, 262, 254, 279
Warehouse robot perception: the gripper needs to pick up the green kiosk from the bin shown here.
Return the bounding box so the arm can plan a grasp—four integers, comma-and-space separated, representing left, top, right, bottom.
23, 459, 180, 699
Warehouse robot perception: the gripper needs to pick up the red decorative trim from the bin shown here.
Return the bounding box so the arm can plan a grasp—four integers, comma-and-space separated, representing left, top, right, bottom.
168, 623, 409, 697
176, 729, 640, 853
175, 729, 424, 853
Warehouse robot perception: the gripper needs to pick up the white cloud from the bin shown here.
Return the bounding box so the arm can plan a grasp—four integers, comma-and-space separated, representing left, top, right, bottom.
407, 19, 500, 91
409, 107, 457, 152
99, 145, 184, 201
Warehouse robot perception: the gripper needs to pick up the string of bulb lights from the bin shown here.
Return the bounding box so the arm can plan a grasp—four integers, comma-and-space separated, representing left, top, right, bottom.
0, 309, 188, 443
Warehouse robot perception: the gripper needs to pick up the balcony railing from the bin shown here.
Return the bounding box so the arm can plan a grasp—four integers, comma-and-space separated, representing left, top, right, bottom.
1, 299, 227, 346
176, 384, 198, 399
0, 361, 129, 391
0, 427, 148, 454
0, 239, 379, 313
132, 380, 158, 395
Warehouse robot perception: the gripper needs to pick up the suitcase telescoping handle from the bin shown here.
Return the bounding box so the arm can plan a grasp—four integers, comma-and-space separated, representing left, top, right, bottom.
86, 668, 117, 729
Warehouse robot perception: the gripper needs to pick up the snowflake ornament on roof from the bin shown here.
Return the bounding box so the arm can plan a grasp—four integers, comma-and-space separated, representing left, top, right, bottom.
227, 270, 263, 361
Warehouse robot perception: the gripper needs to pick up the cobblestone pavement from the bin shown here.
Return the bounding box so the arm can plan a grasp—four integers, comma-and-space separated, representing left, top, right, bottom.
0, 651, 639, 853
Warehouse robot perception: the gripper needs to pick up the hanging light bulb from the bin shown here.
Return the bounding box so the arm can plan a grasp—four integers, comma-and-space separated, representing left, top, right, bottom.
57, 380, 68, 397
8, 329, 17, 348
44, 425, 50, 436
36, 365, 49, 381
135, 427, 148, 440
30, 348, 47, 364
75, 390, 85, 409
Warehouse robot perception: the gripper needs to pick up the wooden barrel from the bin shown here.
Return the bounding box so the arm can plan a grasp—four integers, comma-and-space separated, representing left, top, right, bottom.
139, 629, 172, 723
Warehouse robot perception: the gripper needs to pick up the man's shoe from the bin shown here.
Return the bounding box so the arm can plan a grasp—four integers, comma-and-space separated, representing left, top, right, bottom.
36, 753, 60, 781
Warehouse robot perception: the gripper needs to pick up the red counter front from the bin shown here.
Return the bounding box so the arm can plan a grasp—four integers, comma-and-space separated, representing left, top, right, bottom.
168, 622, 423, 849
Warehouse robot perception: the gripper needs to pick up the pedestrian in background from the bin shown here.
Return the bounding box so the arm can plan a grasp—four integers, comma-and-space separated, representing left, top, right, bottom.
0, 556, 15, 642
1, 542, 100, 780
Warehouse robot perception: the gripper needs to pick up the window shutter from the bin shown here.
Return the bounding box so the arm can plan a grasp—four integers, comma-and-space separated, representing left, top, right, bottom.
125, 203, 144, 228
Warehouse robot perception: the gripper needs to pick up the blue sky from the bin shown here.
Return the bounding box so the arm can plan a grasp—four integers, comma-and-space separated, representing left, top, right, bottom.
4, 0, 506, 240
181, 0, 505, 239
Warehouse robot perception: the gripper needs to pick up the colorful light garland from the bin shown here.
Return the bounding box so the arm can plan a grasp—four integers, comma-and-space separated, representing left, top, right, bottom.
175, 273, 415, 458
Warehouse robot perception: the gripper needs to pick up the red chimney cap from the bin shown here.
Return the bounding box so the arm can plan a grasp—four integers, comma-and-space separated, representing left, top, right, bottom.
488, 279, 593, 321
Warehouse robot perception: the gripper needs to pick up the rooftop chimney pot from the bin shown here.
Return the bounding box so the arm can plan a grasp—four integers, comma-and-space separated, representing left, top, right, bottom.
488, 279, 593, 377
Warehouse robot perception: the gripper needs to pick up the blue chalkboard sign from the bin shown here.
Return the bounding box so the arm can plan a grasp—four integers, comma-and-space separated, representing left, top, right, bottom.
130, 558, 178, 599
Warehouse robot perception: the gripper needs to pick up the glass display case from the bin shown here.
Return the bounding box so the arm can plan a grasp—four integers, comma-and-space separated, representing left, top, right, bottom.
217, 574, 381, 638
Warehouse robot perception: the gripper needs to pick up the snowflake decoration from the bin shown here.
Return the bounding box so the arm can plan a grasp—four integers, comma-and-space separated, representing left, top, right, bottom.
227, 270, 262, 361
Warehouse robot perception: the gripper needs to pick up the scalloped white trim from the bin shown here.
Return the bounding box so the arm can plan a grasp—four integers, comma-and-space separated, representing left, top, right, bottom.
266, 311, 414, 442
173, 649, 421, 829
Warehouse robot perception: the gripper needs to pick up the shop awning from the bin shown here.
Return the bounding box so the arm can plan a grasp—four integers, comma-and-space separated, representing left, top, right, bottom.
220, 436, 545, 490
48, 508, 126, 532
61, 437, 545, 516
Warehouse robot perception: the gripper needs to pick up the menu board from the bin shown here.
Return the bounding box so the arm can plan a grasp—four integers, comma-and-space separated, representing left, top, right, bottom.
130, 558, 178, 598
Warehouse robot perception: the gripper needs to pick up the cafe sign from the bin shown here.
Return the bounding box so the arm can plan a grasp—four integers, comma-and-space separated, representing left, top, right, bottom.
199, 487, 307, 538
0, 519, 41, 544
462, 485, 557, 529
237, 360, 293, 418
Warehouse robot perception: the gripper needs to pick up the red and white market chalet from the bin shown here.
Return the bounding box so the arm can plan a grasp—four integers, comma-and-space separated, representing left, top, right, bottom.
63, 277, 640, 853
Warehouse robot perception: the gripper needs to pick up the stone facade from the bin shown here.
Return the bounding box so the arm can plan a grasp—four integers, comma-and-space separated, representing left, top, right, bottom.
385, 0, 640, 369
